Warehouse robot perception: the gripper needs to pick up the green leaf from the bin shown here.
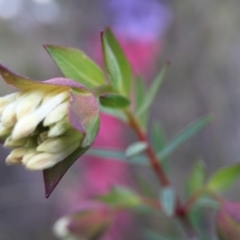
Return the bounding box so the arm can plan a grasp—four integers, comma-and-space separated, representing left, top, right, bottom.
91, 84, 113, 97
96, 186, 141, 209
145, 230, 175, 240
188, 207, 202, 238
157, 116, 211, 159
194, 196, 220, 210
44, 45, 105, 89
100, 106, 127, 122
125, 141, 148, 158
207, 164, 240, 192
134, 75, 146, 112
133, 205, 156, 215
99, 93, 130, 109
150, 122, 169, 172
187, 159, 206, 197
101, 29, 132, 96
136, 62, 170, 118
134, 76, 148, 127
159, 187, 176, 217
86, 148, 148, 165
151, 122, 167, 153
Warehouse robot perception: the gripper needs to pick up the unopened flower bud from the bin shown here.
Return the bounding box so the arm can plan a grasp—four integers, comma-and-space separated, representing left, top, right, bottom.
43, 101, 68, 126
53, 203, 113, 240
22, 149, 37, 164
1, 101, 18, 128
37, 133, 82, 153
0, 92, 17, 114
216, 202, 240, 240
0, 124, 12, 137
48, 116, 71, 137
6, 148, 28, 165
4, 136, 27, 148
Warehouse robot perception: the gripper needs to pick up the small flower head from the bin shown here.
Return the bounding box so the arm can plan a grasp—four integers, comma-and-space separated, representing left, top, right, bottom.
0, 64, 99, 172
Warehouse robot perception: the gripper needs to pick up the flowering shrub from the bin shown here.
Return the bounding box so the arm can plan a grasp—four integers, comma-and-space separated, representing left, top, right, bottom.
1, 28, 240, 239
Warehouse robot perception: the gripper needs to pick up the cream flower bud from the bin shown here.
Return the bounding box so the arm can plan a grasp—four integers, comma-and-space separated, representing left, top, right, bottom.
43, 101, 68, 126
0, 124, 12, 137
53, 217, 74, 240
4, 136, 27, 148
21, 149, 37, 164
48, 116, 71, 137
6, 148, 28, 165
0, 92, 18, 114
37, 133, 82, 153
26, 142, 79, 170
1, 101, 18, 128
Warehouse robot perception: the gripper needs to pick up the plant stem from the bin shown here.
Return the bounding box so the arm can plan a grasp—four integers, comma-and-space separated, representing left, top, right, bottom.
125, 109, 197, 239
125, 110, 170, 186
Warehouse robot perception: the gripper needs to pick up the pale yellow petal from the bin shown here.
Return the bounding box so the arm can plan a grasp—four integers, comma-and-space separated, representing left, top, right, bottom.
43, 101, 68, 126
0, 92, 18, 115
6, 148, 28, 165
16, 89, 48, 119
21, 149, 37, 164
0, 124, 12, 137
27, 142, 79, 170
12, 90, 69, 140
1, 101, 17, 127
37, 134, 81, 153
47, 116, 70, 137
4, 136, 27, 148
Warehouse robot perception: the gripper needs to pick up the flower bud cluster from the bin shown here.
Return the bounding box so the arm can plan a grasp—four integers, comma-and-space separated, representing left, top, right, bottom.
0, 86, 83, 170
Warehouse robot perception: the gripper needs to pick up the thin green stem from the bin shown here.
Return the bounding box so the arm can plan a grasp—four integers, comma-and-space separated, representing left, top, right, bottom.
124, 109, 197, 239
124, 109, 170, 186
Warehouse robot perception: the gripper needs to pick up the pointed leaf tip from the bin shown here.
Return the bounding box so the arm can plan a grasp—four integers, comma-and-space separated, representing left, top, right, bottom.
101, 28, 132, 96
125, 141, 148, 158
43, 146, 89, 198
136, 62, 170, 118
207, 163, 240, 193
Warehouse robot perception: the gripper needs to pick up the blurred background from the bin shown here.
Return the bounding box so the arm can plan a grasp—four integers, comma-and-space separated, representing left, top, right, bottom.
1, 0, 240, 239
